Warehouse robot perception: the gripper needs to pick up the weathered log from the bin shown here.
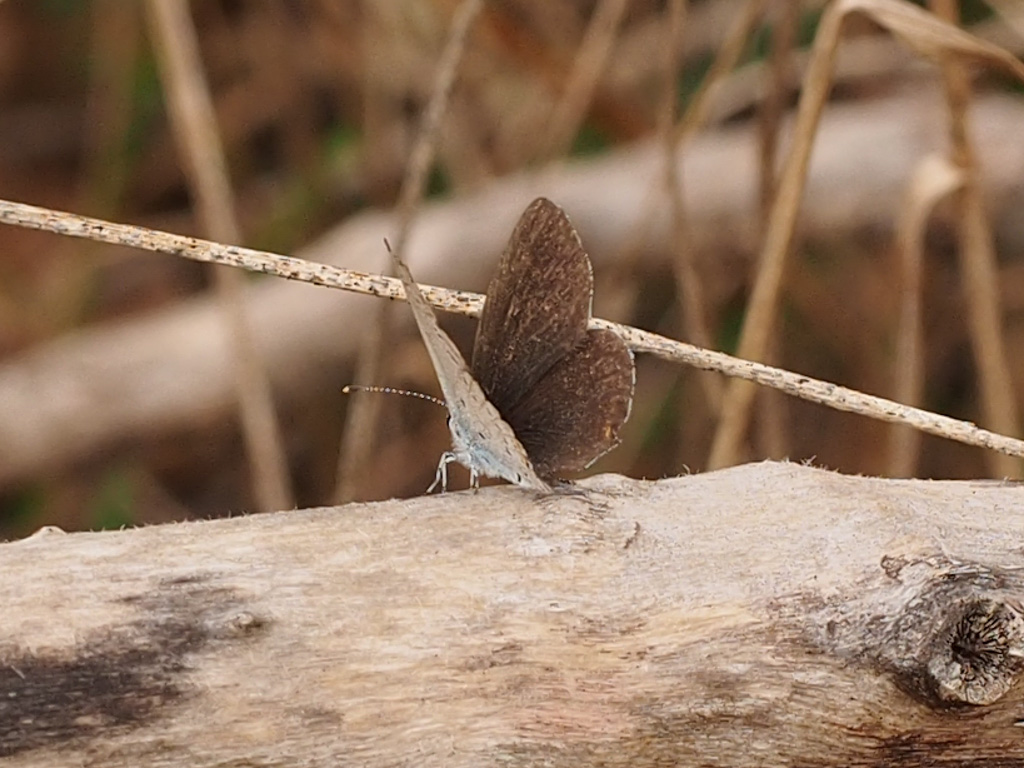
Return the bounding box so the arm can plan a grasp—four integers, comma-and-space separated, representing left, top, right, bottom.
2, 461, 1023, 766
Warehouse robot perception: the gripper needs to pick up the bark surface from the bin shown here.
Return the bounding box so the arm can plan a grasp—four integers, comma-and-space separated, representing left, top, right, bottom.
2, 461, 1024, 766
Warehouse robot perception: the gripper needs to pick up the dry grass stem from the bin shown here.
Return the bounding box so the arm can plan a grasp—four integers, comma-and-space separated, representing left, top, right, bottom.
754, 1, 800, 460
672, 0, 767, 147
888, 155, 964, 477
708, 0, 1024, 470
930, 0, 1022, 478
539, 0, 630, 161
708, 0, 845, 469
4, 198, 1024, 463
658, 0, 723, 414
335, 0, 484, 502
615, 0, 762, 406
622, 0, 764, 284
612, 0, 764, 280
987, 0, 1024, 40
861, 0, 1024, 76
685, 14, 1024, 133
146, 0, 294, 511
758, 0, 798, 223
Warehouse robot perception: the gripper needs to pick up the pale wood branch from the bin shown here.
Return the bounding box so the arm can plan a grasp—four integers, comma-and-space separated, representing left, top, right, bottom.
2, 462, 1024, 765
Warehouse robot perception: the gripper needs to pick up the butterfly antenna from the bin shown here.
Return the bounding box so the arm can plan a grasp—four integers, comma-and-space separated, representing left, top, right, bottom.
342, 384, 446, 408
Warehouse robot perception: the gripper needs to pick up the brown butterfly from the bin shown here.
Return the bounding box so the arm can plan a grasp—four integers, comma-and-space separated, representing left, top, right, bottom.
391, 197, 634, 492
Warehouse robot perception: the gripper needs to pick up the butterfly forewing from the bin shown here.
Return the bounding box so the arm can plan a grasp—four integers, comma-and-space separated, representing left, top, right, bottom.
504, 329, 634, 479
471, 198, 593, 416
389, 249, 547, 491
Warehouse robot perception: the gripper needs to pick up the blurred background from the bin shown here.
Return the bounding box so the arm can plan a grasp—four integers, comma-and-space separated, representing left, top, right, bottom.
1, 0, 1023, 536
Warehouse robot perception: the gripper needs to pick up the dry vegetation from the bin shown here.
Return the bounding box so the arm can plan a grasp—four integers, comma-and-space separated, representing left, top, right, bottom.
1, 0, 1023, 534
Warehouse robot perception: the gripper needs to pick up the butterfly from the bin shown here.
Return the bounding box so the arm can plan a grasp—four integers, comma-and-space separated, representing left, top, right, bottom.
390, 197, 634, 492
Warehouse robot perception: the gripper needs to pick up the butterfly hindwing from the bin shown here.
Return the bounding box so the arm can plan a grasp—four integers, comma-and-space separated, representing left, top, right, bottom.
503, 328, 634, 480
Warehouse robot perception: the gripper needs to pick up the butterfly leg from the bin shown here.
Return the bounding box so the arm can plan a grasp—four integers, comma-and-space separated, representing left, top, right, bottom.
428, 451, 456, 493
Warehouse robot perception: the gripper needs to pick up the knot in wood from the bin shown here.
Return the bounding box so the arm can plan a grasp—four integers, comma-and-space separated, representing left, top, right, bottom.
926, 598, 1024, 706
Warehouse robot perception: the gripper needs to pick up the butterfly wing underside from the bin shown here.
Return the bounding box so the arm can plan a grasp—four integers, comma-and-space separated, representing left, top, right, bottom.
505, 328, 634, 479
472, 198, 593, 413
472, 197, 634, 481
389, 250, 548, 491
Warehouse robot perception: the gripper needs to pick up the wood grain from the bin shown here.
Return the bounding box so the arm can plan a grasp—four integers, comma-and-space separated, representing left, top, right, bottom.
2, 461, 1024, 766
